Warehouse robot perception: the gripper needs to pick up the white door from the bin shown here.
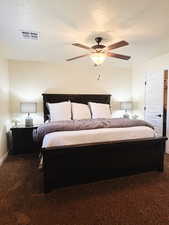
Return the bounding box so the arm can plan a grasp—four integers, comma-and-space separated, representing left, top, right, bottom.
144, 72, 164, 136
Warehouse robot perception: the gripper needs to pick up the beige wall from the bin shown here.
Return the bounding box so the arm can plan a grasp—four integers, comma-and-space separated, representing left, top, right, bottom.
0, 58, 10, 164
131, 63, 146, 119
8, 60, 132, 124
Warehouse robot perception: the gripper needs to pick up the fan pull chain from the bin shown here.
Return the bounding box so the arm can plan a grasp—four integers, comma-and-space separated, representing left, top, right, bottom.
94, 63, 102, 80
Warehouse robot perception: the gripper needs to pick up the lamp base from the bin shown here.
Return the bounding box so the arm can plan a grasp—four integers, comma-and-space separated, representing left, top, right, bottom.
25, 115, 33, 127
123, 113, 130, 119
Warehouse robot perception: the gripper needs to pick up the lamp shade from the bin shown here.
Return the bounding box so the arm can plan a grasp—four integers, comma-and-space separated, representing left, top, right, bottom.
20, 102, 37, 113
120, 101, 132, 110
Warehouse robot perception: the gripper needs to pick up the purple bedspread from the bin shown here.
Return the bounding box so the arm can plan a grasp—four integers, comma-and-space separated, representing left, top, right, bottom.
33, 118, 154, 144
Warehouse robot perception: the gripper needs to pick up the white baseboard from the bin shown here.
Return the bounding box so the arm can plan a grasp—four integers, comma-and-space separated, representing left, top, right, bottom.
0, 152, 8, 167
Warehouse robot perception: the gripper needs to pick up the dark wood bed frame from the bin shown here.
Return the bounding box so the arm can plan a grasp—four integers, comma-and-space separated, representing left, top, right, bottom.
42, 93, 167, 193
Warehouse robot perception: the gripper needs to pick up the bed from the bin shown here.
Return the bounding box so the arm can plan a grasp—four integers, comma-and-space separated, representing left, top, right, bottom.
41, 93, 167, 193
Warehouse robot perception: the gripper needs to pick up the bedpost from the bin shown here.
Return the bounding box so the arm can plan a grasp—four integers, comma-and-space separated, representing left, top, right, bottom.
42, 148, 51, 193
157, 140, 166, 172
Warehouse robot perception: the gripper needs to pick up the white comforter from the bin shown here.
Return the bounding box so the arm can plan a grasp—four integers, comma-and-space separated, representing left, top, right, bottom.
42, 126, 155, 148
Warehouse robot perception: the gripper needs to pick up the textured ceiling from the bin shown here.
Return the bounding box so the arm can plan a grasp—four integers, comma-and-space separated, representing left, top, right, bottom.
0, 0, 169, 66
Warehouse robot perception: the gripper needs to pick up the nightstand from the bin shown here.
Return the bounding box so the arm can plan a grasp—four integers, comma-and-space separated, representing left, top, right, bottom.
8, 126, 39, 155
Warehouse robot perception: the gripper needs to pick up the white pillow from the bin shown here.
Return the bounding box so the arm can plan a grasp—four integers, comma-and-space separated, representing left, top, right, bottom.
89, 102, 112, 119
72, 102, 91, 120
47, 101, 71, 122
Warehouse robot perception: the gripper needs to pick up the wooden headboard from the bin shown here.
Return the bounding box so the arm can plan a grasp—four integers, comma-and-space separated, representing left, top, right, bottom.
42, 93, 111, 122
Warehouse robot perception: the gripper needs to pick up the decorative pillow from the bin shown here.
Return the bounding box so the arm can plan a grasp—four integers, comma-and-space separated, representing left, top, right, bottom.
88, 102, 112, 119
47, 101, 71, 122
71, 102, 91, 120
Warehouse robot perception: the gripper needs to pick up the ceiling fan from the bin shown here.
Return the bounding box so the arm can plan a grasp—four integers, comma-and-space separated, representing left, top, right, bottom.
66, 37, 131, 65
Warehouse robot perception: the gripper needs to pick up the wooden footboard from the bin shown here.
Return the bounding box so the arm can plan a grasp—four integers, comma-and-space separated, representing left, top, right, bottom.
42, 137, 167, 193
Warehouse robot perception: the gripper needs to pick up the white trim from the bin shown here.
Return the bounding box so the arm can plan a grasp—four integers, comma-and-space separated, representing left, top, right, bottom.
144, 72, 147, 120
0, 152, 8, 167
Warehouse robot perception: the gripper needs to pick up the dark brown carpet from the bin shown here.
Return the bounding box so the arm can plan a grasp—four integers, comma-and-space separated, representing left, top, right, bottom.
1, 154, 169, 225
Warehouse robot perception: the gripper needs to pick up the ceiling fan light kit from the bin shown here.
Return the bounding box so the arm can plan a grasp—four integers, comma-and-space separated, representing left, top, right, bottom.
66, 37, 131, 65
90, 52, 106, 65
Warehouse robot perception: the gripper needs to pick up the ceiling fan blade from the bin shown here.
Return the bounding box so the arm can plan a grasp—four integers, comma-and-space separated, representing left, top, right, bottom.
72, 43, 91, 50
66, 54, 89, 61
107, 40, 129, 50
107, 52, 131, 60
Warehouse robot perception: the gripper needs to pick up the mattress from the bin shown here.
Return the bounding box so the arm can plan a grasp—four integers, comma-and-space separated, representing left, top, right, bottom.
42, 126, 155, 148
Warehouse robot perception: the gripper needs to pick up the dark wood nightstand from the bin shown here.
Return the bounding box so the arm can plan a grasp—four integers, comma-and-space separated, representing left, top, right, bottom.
8, 125, 39, 155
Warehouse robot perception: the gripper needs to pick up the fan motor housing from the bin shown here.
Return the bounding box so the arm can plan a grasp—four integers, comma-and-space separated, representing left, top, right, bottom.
92, 44, 105, 50
92, 37, 105, 50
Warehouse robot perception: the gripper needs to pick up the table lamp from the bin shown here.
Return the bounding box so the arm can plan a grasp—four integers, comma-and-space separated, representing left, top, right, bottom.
120, 101, 132, 119
20, 102, 37, 127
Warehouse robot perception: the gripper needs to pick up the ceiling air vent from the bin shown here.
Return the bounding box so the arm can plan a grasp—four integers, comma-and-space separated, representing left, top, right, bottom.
19, 30, 40, 40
